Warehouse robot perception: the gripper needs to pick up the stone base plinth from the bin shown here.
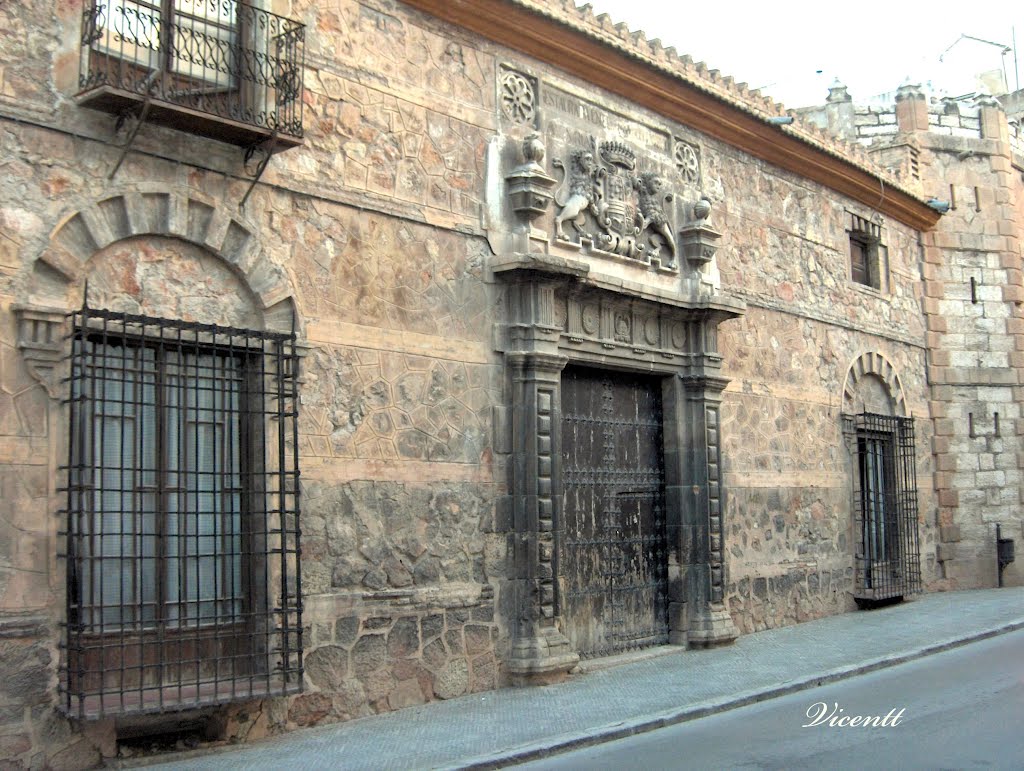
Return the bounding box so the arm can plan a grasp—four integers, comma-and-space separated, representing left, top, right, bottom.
687, 602, 738, 648
507, 628, 580, 686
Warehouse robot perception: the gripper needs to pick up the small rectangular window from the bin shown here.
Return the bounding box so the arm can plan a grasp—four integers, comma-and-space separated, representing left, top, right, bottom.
848, 213, 886, 291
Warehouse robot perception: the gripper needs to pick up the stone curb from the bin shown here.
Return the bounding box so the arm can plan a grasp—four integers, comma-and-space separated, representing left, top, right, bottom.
449, 618, 1024, 770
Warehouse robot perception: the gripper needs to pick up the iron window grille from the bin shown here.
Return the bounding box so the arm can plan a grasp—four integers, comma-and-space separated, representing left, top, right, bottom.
843, 412, 922, 601
60, 304, 302, 719
78, 0, 304, 147
848, 213, 888, 291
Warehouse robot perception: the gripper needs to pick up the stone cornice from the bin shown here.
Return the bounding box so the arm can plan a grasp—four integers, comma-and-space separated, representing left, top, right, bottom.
402, 0, 941, 232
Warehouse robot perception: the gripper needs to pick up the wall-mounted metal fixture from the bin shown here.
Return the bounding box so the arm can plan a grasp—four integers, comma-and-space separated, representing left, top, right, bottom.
970, 276, 978, 303
926, 198, 951, 213
997, 524, 1015, 587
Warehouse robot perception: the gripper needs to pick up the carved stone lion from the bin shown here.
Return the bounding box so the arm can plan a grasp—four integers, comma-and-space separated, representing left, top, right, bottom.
636, 172, 677, 267
553, 150, 600, 240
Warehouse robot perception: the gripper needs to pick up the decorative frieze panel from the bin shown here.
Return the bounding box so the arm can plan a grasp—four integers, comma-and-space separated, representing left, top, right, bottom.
557, 289, 712, 363
535, 387, 556, 619
492, 69, 718, 278
706, 404, 724, 604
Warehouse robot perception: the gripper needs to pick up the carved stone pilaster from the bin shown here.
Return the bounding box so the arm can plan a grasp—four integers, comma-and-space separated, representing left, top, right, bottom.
681, 373, 738, 647
13, 305, 67, 398
505, 349, 579, 683
503, 271, 580, 682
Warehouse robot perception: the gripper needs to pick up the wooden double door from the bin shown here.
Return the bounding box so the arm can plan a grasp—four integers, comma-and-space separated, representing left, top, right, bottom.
560, 366, 670, 658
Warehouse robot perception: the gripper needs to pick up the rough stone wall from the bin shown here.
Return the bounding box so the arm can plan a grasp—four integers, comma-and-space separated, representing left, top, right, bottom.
711, 143, 936, 630
1, 0, 506, 764
0, 0, 949, 766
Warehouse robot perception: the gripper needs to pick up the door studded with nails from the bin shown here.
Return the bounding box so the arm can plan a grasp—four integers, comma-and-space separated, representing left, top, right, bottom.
559, 366, 669, 658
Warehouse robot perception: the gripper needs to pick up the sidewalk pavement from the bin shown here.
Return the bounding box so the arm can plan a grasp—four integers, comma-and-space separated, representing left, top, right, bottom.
146, 587, 1024, 770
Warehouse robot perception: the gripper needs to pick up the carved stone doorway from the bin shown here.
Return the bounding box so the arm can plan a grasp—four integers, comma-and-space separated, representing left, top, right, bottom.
559, 365, 669, 658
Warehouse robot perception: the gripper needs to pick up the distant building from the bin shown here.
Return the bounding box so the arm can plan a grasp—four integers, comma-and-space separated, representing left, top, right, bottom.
0, 1, 1017, 767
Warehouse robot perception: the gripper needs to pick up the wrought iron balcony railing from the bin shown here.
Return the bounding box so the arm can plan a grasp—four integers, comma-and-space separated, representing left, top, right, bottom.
78, 1, 304, 149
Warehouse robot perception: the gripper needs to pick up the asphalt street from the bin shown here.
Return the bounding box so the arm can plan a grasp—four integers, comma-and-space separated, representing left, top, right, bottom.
517, 627, 1024, 770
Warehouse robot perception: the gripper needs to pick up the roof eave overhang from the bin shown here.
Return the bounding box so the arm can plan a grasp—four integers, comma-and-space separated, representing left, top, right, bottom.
402, 0, 941, 232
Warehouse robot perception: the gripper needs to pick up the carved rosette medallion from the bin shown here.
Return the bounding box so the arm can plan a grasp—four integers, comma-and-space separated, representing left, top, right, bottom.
581, 304, 599, 335
500, 68, 538, 127
674, 140, 700, 185
552, 297, 568, 329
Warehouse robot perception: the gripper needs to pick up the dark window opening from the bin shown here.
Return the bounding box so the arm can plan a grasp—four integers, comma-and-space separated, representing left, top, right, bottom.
844, 412, 921, 602
61, 304, 302, 719
848, 213, 887, 291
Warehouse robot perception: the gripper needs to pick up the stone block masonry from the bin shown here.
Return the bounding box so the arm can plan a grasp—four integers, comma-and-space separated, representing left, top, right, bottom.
0, 0, 1014, 766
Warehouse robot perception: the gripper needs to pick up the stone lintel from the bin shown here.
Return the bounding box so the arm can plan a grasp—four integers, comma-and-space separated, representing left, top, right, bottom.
492, 252, 591, 281
494, 252, 746, 319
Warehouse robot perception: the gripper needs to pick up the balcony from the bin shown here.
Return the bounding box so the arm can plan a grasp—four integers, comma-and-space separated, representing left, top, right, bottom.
77, 1, 304, 150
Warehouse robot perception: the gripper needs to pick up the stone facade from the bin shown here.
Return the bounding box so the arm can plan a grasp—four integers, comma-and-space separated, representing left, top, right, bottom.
0, 0, 1012, 767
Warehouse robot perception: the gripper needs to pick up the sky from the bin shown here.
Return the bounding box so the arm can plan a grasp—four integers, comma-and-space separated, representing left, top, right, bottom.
579, 1, 1024, 108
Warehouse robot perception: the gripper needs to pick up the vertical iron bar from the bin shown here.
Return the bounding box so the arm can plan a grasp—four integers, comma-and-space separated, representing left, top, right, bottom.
68, 310, 86, 717
289, 331, 302, 687
154, 331, 165, 712
96, 312, 111, 711
276, 337, 289, 688
257, 333, 270, 695
135, 320, 146, 711
117, 324, 129, 714
190, 326, 201, 701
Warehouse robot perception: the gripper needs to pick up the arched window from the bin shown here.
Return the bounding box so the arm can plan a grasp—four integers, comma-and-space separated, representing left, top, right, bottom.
841, 354, 921, 602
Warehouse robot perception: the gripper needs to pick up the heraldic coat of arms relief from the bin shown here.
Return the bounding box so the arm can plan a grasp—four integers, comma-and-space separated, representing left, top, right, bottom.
552, 138, 679, 269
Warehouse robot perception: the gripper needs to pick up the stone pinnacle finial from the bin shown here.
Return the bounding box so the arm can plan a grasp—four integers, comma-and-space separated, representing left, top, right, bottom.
974, 90, 1002, 109
827, 79, 851, 103
895, 81, 925, 102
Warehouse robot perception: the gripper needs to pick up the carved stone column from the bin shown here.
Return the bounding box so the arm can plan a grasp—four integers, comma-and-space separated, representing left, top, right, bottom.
680, 371, 738, 647
503, 276, 579, 683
